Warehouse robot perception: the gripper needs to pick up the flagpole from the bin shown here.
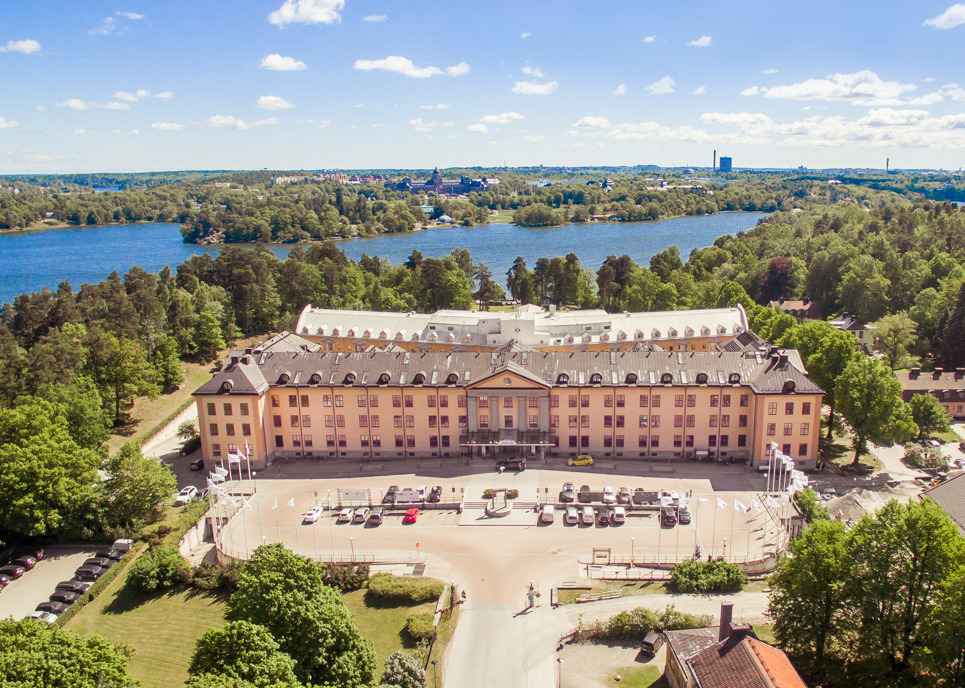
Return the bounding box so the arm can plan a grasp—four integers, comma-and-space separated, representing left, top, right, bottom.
711, 502, 718, 558
729, 498, 736, 563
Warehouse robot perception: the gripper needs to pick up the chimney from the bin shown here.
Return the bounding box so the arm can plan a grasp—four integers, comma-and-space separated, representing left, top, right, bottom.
955, 368, 964, 380
909, 368, 921, 379
719, 600, 734, 641
933, 368, 944, 380
229, 355, 240, 366
241, 355, 250, 365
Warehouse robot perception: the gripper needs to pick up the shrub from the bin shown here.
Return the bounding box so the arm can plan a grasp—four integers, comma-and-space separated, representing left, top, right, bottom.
403, 613, 436, 643
189, 561, 244, 593
366, 574, 444, 605
380, 650, 425, 688
126, 545, 190, 593
903, 444, 945, 469
574, 605, 710, 642
323, 563, 370, 592
481, 488, 519, 500
670, 559, 746, 593
793, 488, 829, 523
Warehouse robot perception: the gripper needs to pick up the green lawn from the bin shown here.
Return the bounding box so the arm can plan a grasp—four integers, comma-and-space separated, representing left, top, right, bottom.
489, 208, 516, 223
606, 665, 666, 687
754, 623, 777, 644
343, 588, 438, 673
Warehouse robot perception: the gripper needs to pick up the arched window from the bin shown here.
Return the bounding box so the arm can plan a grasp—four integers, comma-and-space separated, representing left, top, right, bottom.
589, 372, 603, 385
557, 373, 570, 385
625, 372, 638, 384
277, 372, 291, 384
660, 372, 673, 385
652, 329, 662, 339
728, 373, 741, 384
309, 373, 322, 385
219, 380, 234, 394
695, 372, 708, 385
782, 379, 796, 394
668, 327, 678, 338
343, 372, 357, 385
377, 372, 391, 385
446, 373, 459, 385
413, 372, 426, 385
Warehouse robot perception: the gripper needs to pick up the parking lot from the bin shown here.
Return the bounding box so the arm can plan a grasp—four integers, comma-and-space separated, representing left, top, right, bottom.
0, 547, 95, 621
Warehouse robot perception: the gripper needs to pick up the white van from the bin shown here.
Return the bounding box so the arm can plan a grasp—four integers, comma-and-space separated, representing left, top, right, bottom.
612, 506, 626, 524
540, 504, 555, 524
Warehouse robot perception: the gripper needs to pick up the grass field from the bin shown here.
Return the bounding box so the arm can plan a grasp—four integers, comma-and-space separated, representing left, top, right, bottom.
606, 665, 666, 687
489, 208, 516, 223
343, 588, 437, 673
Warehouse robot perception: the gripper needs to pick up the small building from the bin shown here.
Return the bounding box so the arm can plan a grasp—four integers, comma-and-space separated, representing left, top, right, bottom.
718, 156, 733, 173
665, 601, 806, 688
897, 368, 965, 420
769, 298, 822, 321
828, 314, 872, 348
436, 214, 454, 224
922, 472, 965, 534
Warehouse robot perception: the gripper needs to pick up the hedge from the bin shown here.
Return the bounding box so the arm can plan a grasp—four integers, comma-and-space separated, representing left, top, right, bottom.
403, 613, 437, 643
126, 545, 191, 593
669, 559, 746, 593
366, 573, 445, 605
574, 605, 711, 642
55, 543, 146, 627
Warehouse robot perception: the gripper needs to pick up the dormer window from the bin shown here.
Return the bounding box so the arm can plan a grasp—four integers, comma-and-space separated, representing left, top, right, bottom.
377, 372, 391, 385
309, 373, 322, 385
446, 373, 459, 385
625, 373, 638, 384
343, 372, 357, 385
277, 372, 291, 384
695, 372, 708, 385
413, 372, 426, 385
782, 380, 796, 394
219, 380, 234, 394
557, 373, 570, 385
728, 373, 741, 384
589, 372, 603, 385
660, 372, 673, 385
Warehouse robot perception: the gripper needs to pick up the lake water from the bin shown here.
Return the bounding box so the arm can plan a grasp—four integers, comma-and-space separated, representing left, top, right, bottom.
0, 211, 767, 305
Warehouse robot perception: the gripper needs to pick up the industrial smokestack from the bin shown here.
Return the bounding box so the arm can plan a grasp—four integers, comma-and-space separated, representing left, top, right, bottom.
886, 157, 890, 173
713, 149, 717, 171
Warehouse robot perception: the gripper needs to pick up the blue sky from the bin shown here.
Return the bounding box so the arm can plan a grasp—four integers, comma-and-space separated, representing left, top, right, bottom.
2, 0, 965, 173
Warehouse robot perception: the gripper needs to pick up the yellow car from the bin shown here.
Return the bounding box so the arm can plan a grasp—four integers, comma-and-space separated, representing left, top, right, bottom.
568, 455, 594, 467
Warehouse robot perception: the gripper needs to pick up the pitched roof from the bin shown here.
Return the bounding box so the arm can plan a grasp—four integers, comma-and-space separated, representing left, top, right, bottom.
665, 627, 720, 661
689, 633, 806, 688
897, 368, 965, 393
923, 472, 965, 534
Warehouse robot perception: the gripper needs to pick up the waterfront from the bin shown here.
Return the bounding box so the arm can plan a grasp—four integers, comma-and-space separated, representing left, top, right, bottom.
0, 212, 767, 305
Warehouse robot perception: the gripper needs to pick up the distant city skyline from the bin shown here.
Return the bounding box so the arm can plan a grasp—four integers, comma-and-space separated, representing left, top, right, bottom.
2, 0, 965, 173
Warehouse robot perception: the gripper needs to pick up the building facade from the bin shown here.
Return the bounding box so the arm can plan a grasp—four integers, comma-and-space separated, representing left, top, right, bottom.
194, 342, 823, 471
898, 367, 965, 420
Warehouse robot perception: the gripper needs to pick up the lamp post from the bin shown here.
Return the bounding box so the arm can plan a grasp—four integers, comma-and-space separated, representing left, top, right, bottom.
349, 536, 356, 562
630, 537, 635, 566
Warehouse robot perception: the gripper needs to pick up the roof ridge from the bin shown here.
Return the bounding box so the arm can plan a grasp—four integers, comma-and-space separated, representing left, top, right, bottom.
745, 637, 778, 688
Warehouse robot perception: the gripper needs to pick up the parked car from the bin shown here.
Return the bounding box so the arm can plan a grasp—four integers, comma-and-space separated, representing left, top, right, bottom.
353, 507, 370, 524
56, 580, 90, 594
602, 486, 617, 505
83, 557, 113, 570
336, 507, 354, 523
189, 457, 205, 471
577, 485, 592, 503
428, 485, 443, 503
661, 508, 678, 528
496, 458, 526, 472
28, 610, 58, 624
402, 507, 420, 525
559, 482, 576, 502
617, 487, 631, 504
303, 505, 323, 524
367, 507, 384, 526
640, 630, 665, 658
95, 549, 124, 561
36, 601, 68, 615
18, 547, 44, 561
568, 455, 593, 467
74, 566, 104, 582
13, 555, 37, 570
0, 565, 25, 579
539, 504, 555, 524
677, 504, 692, 525
612, 506, 627, 525
596, 508, 611, 526
580, 506, 595, 526
175, 486, 198, 505
0, 574, 9, 589
383, 486, 399, 505
49, 590, 79, 604
564, 506, 579, 525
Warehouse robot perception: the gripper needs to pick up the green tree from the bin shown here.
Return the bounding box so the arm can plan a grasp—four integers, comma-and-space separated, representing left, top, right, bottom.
126, 545, 190, 593
86, 330, 159, 427
0, 618, 137, 688
649, 246, 683, 282
792, 488, 829, 523
473, 264, 506, 308
380, 650, 425, 688
871, 312, 919, 370
0, 398, 100, 537
0, 325, 26, 404
194, 302, 228, 362
767, 519, 848, 677
940, 281, 965, 367
506, 257, 534, 304
836, 357, 917, 465
226, 544, 376, 687
36, 375, 111, 451
189, 621, 301, 688
101, 442, 177, 531
153, 333, 185, 391
923, 564, 965, 686
839, 255, 891, 323
908, 393, 952, 441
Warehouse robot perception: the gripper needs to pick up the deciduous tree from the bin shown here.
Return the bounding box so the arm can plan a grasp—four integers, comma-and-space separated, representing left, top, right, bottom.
189, 621, 301, 688
908, 393, 952, 441
101, 442, 177, 531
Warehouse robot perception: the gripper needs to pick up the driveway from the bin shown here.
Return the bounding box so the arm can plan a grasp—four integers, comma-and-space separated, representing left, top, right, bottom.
0, 547, 96, 620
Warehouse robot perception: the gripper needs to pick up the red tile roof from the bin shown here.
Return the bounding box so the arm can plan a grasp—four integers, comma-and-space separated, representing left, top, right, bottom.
688, 633, 806, 688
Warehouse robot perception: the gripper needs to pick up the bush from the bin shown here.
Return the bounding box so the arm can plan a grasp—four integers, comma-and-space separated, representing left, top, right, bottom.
366, 573, 444, 605
574, 605, 710, 642
126, 545, 191, 593
670, 559, 746, 593
903, 444, 945, 469
403, 613, 437, 643
323, 563, 370, 592
380, 650, 425, 688
481, 488, 519, 500
793, 488, 829, 523
190, 561, 245, 593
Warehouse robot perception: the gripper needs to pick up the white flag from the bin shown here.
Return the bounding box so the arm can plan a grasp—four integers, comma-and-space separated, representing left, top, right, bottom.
734, 498, 751, 513
716, 497, 728, 510
698, 496, 710, 503
288, 497, 295, 508
752, 497, 763, 512
272, 497, 279, 511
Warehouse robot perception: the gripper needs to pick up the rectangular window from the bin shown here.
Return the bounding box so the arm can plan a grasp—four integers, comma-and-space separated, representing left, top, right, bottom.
739, 414, 748, 428
580, 415, 590, 428
801, 423, 810, 436
430, 436, 438, 448
504, 398, 513, 409
290, 415, 300, 427
359, 415, 368, 428
370, 416, 380, 428
652, 394, 661, 408
441, 435, 450, 448
302, 415, 311, 428
301, 395, 309, 407
327, 434, 336, 448
372, 435, 381, 448
273, 415, 282, 428
802, 402, 812, 415
370, 396, 379, 408
639, 394, 649, 407
428, 396, 436, 408
604, 396, 613, 408
740, 394, 749, 407
616, 415, 625, 428
785, 402, 794, 415
360, 436, 369, 448
528, 415, 538, 429
799, 443, 808, 456
395, 435, 404, 448
675, 394, 685, 408
325, 415, 334, 428
292, 435, 301, 448
783, 423, 793, 436
709, 435, 717, 447
710, 395, 719, 408
768, 402, 777, 415
686, 435, 694, 447
405, 415, 414, 428
223, 403, 232, 416
209, 423, 219, 436
721, 414, 730, 428
651, 415, 661, 428
782, 443, 791, 455
441, 415, 450, 429
638, 436, 647, 448
339, 435, 347, 448
392, 395, 402, 408
242, 423, 251, 436
358, 395, 368, 407
479, 398, 489, 408
289, 395, 297, 408
550, 395, 559, 408
225, 423, 235, 436
457, 396, 465, 408
639, 415, 648, 428
336, 415, 345, 428
615, 435, 624, 448
569, 435, 578, 448
686, 415, 695, 428
334, 395, 343, 407
551, 415, 559, 428
738, 434, 747, 447
580, 397, 589, 408
604, 415, 613, 428
687, 394, 696, 408
720, 434, 729, 447
393, 415, 402, 428
674, 435, 683, 448
674, 415, 683, 428
458, 415, 467, 426
767, 423, 776, 436
240, 402, 249, 416
407, 437, 415, 448
479, 415, 489, 428
404, 396, 413, 408
568, 415, 578, 428
271, 396, 280, 408
206, 402, 216, 416
581, 436, 589, 448
568, 395, 577, 408
710, 415, 718, 427
527, 397, 538, 409
722, 395, 731, 408
616, 395, 625, 408
428, 416, 437, 428
323, 395, 332, 407
274, 435, 283, 448
504, 415, 514, 428
604, 436, 612, 448
440, 396, 449, 408
651, 436, 660, 448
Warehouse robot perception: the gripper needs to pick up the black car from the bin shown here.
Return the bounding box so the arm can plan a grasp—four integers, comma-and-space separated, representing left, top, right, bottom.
50, 590, 79, 604
496, 458, 526, 472
83, 557, 113, 569
189, 457, 205, 471
95, 549, 124, 561
559, 482, 576, 502
0, 565, 25, 579
596, 508, 611, 526
13, 555, 37, 570
577, 485, 592, 503
36, 601, 68, 614
428, 485, 443, 502
74, 566, 104, 581
56, 580, 89, 594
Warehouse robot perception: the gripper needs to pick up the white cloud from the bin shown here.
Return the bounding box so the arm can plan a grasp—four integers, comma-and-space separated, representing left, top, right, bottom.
480, 111, 524, 125
112, 89, 150, 103
688, 35, 712, 47
523, 134, 544, 142
692, 85, 706, 96
741, 70, 917, 106
409, 117, 454, 132
1, 39, 41, 54
154, 90, 175, 100
151, 121, 184, 131
647, 75, 676, 95
0, 117, 19, 129
419, 103, 450, 111
257, 95, 294, 110
907, 82, 965, 105
116, 11, 144, 20
446, 61, 470, 77
261, 53, 307, 71
521, 65, 544, 78
520, 32, 532, 39
60, 98, 90, 111
74, 129, 88, 136
923, 76, 936, 83
467, 123, 489, 133
512, 80, 558, 95
363, 14, 387, 22
924, 3, 965, 29
209, 115, 249, 130
762, 68, 779, 75
89, 11, 144, 36
269, 0, 345, 26
613, 83, 627, 96
642, 35, 656, 43
253, 117, 280, 127
354, 55, 469, 79
35, 105, 46, 112
574, 116, 611, 129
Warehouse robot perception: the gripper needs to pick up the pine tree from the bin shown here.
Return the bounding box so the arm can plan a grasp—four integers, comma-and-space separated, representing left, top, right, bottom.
940, 282, 965, 367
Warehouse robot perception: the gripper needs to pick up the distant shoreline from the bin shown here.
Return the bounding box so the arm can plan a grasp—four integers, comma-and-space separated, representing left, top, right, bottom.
0, 219, 160, 236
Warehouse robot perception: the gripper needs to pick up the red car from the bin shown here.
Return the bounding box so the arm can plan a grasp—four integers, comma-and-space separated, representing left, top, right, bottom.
402, 507, 420, 524
0, 565, 25, 579
13, 556, 37, 570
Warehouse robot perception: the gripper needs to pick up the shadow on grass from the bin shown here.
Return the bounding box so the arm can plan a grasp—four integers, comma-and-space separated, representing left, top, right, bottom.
103, 583, 227, 616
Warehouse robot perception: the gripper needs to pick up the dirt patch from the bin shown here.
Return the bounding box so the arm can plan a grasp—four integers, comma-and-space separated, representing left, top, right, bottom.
559, 641, 665, 688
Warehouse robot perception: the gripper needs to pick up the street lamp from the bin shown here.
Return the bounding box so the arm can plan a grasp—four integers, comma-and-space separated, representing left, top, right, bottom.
630, 537, 635, 566
349, 536, 356, 562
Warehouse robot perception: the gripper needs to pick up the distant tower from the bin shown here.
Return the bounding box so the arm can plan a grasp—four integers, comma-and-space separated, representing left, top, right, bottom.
713, 149, 717, 172
886, 157, 890, 173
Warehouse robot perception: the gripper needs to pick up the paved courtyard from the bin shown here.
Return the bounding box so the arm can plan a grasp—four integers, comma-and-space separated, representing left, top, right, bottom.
0, 547, 96, 621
